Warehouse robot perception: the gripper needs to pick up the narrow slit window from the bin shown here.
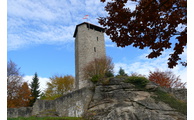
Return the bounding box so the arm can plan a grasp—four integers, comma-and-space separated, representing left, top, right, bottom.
94, 47, 96, 52
97, 37, 98, 41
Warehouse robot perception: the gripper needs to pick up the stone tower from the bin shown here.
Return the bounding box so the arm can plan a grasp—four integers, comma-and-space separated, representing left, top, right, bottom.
73, 22, 106, 89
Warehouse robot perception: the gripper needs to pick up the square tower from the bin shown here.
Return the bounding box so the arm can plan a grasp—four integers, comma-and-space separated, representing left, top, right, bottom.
73, 22, 106, 89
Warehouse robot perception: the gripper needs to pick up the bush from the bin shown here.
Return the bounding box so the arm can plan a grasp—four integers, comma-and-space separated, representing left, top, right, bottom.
91, 75, 101, 83
125, 76, 149, 88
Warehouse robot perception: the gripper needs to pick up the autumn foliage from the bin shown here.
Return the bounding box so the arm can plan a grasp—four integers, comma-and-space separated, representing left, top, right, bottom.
148, 69, 186, 88
99, 0, 187, 68
7, 60, 32, 108
83, 56, 114, 81
41, 75, 74, 100
8, 82, 32, 108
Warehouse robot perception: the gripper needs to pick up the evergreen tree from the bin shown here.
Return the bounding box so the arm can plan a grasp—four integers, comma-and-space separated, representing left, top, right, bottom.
118, 67, 128, 76
29, 72, 41, 106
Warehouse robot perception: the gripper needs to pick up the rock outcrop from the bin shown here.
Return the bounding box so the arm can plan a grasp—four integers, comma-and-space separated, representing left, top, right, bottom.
85, 77, 187, 120
7, 77, 187, 120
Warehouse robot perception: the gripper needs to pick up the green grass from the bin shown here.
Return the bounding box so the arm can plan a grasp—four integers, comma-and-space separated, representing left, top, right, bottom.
7, 117, 84, 120
152, 88, 187, 115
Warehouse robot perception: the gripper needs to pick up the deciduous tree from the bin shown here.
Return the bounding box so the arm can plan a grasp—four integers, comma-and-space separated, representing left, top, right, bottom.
17, 82, 32, 107
83, 56, 114, 81
99, 0, 187, 68
148, 69, 186, 88
7, 60, 23, 108
7, 60, 32, 108
42, 75, 74, 100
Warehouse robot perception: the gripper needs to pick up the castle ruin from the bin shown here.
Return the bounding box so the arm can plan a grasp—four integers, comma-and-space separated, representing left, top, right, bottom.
73, 22, 106, 89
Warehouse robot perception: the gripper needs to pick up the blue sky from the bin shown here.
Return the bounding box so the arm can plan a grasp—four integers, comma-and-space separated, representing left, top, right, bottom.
7, 0, 187, 91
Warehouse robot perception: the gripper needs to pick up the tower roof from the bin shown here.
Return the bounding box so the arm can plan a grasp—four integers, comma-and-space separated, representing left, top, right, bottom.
73, 22, 105, 38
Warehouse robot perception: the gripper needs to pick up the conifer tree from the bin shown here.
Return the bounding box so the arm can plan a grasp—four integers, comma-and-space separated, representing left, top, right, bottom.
118, 67, 128, 76
29, 72, 41, 106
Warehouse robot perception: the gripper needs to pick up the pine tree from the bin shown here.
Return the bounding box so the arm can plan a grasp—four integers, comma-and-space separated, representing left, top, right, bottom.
29, 72, 41, 106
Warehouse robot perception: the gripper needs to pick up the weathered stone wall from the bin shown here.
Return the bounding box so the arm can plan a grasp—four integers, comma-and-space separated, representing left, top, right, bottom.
7, 107, 32, 118
7, 87, 93, 118
55, 87, 93, 117
31, 99, 55, 116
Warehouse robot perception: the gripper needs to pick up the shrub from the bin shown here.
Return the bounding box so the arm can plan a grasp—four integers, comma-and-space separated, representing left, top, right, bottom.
125, 76, 149, 88
91, 75, 101, 83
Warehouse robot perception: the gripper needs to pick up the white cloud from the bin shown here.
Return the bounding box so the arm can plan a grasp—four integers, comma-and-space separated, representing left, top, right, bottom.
124, 0, 138, 11
114, 48, 187, 84
23, 75, 50, 92
106, 44, 115, 47
8, 0, 107, 51
8, 0, 59, 21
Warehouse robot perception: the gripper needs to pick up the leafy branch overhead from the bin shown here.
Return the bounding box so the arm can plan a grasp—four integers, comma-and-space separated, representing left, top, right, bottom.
99, 0, 187, 68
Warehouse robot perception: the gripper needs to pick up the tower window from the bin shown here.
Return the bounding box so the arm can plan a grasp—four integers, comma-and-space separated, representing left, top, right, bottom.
97, 37, 98, 41
94, 47, 96, 52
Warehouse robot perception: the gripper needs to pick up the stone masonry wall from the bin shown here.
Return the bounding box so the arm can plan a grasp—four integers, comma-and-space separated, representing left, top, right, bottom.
54, 87, 93, 117
7, 87, 93, 118
75, 23, 105, 90
7, 107, 32, 118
